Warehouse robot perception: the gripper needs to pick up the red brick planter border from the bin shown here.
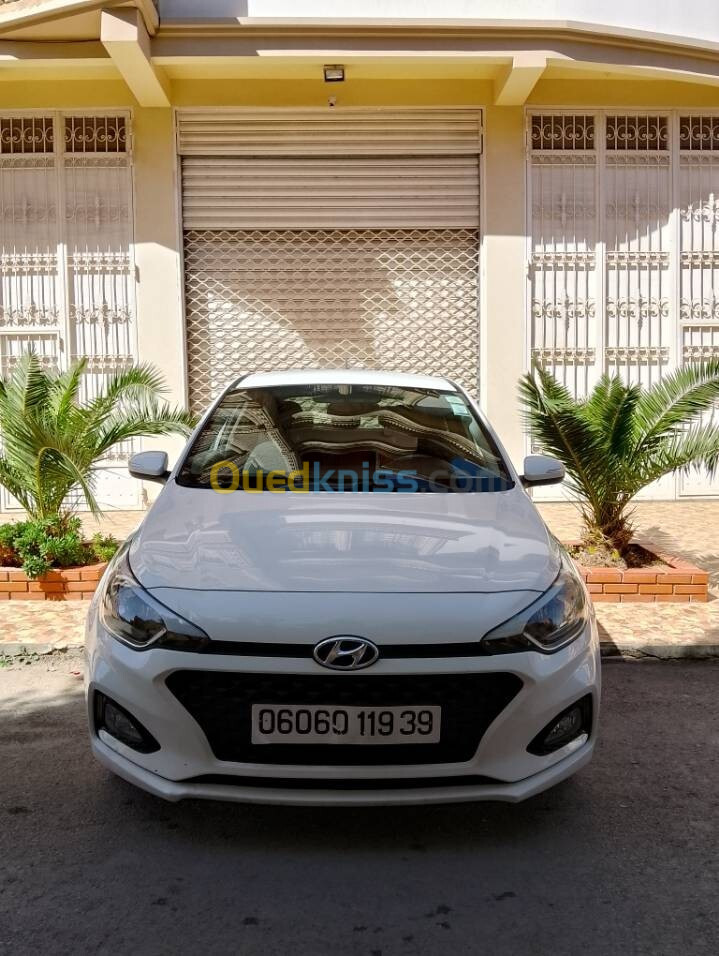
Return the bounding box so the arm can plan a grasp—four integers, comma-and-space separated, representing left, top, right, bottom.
572, 544, 709, 603
0, 563, 108, 601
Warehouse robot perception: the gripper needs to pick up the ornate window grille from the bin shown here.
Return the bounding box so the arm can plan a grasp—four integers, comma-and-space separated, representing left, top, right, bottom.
528, 114, 598, 402
679, 115, 719, 152
0, 111, 138, 509
677, 114, 719, 493
606, 115, 669, 151
64, 116, 127, 154
0, 117, 54, 155
528, 110, 719, 495
530, 115, 594, 151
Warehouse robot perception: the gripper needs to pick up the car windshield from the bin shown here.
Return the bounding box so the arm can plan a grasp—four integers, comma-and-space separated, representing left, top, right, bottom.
176, 383, 514, 493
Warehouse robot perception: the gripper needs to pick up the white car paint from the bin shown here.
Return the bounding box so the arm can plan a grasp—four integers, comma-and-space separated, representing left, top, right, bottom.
86, 369, 600, 806
130, 485, 560, 594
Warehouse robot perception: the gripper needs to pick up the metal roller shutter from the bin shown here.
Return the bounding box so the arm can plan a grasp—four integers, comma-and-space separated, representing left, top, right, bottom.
180, 156, 480, 230
177, 109, 482, 411
176, 109, 482, 156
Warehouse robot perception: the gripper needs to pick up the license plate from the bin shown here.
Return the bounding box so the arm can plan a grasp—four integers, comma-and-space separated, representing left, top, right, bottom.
251, 704, 441, 745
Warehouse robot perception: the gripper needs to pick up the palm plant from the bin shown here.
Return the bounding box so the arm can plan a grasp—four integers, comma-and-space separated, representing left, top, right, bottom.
0, 352, 195, 519
519, 362, 719, 554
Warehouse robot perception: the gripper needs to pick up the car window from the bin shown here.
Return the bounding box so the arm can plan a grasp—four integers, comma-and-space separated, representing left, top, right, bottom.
176, 384, 514, 493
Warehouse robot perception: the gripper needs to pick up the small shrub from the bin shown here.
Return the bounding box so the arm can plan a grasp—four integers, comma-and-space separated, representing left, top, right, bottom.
91, 533, 120, 563
20, 552, 54, 580
0, 517, 119, 579
0, 523, 20, 567
5, 516, 86, 578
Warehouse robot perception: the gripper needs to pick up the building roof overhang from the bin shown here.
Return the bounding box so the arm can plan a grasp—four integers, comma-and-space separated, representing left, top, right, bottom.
0, 0, 158, 35
1, 9, 719, 107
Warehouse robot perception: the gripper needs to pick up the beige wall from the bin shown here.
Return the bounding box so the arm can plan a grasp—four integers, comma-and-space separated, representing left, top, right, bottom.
480, 106, 526, 468
132, 107, 184, 404
132, 107, 187, 483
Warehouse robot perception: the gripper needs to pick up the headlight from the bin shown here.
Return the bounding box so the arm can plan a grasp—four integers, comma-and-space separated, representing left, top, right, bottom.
100, 543, 209, 651
481, 553, 588, 654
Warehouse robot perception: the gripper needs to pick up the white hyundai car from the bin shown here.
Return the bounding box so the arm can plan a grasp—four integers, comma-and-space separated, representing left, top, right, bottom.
86, 369, 600, 806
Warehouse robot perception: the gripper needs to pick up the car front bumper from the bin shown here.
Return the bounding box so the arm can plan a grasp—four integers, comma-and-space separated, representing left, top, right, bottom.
90, 732, 595, 806
86, 605, 600, 807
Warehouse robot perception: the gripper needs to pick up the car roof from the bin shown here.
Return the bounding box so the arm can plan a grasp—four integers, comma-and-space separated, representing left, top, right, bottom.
237, 369, 458, 391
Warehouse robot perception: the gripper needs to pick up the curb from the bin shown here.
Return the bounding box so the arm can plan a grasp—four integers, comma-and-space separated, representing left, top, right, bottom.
1, 642, 79, 657
600, 641, 719, 660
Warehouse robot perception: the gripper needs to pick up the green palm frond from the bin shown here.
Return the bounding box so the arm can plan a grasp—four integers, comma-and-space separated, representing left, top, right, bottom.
638, 420, 719, 486
585, 374, 641, 459
36, 446, 101, 517
0, 458, 33, 513
519, 371, 609, 515
84, 364, 168, 424
531, 363, 576, 405
94, 403, 195, 455
0, 353, 39, 418
47, 358, 87, 429
0, 354, 197, 520
633, 360, 719, 451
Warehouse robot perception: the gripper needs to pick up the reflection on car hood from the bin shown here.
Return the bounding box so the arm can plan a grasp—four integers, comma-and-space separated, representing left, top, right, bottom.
130, 484, 559, 594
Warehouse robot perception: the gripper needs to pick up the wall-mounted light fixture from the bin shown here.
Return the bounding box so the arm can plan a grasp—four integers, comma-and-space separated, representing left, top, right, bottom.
323, 65, 345, 83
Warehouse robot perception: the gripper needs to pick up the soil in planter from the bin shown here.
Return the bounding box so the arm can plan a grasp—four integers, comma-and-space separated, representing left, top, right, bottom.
568, 541, 667, 571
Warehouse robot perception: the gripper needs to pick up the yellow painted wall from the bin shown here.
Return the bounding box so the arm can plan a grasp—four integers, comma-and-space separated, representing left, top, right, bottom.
169, 78, 494, 107
7, 76, 703, 110
0, 75, 716, 110
0, 80, 137, 109
530, 79, 719, 107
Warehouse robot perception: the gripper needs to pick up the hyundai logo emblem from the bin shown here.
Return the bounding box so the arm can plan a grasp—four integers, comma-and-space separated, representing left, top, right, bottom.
313, 636, 380, 671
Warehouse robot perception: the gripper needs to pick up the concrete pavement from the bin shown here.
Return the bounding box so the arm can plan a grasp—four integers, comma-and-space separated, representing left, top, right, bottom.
1, 653, 718, 955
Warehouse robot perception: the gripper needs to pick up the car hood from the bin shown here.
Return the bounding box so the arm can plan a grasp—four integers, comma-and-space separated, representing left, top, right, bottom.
130, 484, 559, 595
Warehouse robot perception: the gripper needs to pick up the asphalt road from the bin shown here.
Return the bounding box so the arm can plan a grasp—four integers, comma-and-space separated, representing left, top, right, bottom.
1, 654, 718, 956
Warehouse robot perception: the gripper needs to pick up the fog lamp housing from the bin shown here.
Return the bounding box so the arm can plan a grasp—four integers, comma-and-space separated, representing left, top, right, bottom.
94, 692, 160, 754
527, 695, 593, 756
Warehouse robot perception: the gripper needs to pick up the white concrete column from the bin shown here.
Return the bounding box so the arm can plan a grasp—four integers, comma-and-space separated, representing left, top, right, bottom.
133, 107, 185, 402
480, 106, 527, 471
132, 107, 187, 490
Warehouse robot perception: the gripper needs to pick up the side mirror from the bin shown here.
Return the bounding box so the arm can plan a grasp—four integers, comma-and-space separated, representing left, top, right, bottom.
521, 455, 565, 488
129, 451, 170, 485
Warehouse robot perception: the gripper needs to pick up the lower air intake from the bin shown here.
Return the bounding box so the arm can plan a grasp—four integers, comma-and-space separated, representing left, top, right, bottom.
166, 671, 522, 766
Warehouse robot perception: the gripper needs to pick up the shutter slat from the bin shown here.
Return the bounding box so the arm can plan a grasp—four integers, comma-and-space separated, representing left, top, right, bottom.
181, 154, 479, 230
177, 110, 482, 156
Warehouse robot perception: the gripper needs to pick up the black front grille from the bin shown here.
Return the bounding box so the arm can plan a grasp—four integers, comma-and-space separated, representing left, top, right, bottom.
200, 641, 488, 659
166, 671, 523, 766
